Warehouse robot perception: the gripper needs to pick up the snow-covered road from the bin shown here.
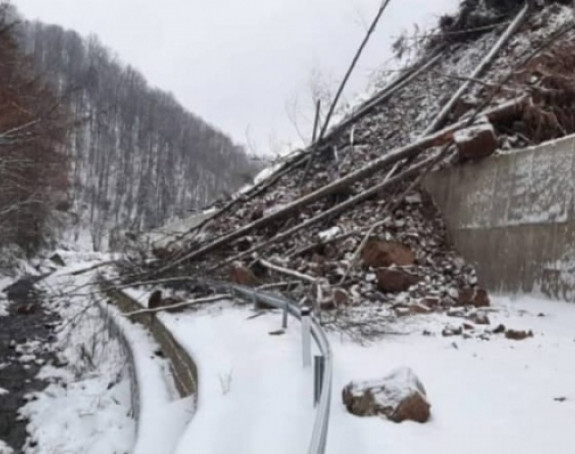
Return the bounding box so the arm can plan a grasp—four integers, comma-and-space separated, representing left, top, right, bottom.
156, 306, 317, 454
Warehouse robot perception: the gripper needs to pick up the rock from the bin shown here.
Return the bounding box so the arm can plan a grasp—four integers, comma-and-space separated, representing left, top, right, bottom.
493, 324, 506, 334
152, 247, 172, 261
505, 329, 533, 341
49, 253, 66, 267
251, 205, 264, 221
362, 240, 416, 268
333, 287, 350, 306
229, 263, 258, 286
454, 122, 498, 161
442, 325, 463, 337
148, 290, 163, 309
457, 287, 490, 307
376, 269, 420, 293
472, 289, 490, 308
410, 303, 431, 314
342, 367, 431, 423
467, 312, 490, 325
394, 306, 412, 317
421, 297, 440, 309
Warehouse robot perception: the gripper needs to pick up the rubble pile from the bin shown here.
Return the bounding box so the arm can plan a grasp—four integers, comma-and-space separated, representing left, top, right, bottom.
124, 3, 574, 338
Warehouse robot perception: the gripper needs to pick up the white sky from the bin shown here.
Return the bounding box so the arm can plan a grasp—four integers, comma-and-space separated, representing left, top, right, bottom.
14, 0, 459, 155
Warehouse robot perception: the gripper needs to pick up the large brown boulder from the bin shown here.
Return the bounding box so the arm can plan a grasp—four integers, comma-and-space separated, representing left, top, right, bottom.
362, 240, 416, 268
457, 287, 490, 307
376, 269, 420, 293
229, 263, 258, 286
454, 122, 498, 161
342, 367, 431, 423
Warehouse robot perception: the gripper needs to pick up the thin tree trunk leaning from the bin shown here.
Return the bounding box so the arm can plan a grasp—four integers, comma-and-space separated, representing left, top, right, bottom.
311, 99, 321, 144
124, 294, 231, 316
317, 0, 392, 142
323, 50, 444, 144
420, 1, 530, 136
300, 0, 392, 182
210, 150, 446, 271
157, 95, 527, 274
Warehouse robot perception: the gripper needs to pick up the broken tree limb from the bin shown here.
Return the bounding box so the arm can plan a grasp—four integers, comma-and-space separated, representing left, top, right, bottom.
210, 150, 447, 271
157, 95, 527, 275
421, 1, 530, 136
259, 258, 318, 284
124, 294, 231, 316
68, 260, 117, 276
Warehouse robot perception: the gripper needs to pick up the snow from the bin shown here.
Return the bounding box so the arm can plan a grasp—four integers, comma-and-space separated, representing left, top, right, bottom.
0, 276, 14, 316
19, 256, 189, 454
102, 301, 194, 454
318, 226, 342, 242
20, 264, 137, 454
22, 255, 575, 454
0, 440, 13, 454
154, 304, 317, 454
0, 299, 9, 317
22, 372, 135, 454
327, 295, 575, 454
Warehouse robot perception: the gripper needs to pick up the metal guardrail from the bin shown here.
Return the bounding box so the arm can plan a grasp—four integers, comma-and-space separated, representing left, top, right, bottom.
209, 281, 332, 454
102, 278, 331, 453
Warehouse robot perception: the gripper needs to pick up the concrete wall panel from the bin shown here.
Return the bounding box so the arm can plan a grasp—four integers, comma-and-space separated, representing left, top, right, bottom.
425, 134, 575, 301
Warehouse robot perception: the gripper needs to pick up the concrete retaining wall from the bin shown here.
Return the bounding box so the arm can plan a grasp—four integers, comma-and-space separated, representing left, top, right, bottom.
425, 134, 575, 300
101, 284, 198, 398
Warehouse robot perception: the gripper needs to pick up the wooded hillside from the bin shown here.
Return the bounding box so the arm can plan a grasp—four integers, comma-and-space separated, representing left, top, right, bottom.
15, 16, 258, 249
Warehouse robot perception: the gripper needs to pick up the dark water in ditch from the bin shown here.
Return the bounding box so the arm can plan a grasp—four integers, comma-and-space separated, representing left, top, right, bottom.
0, 276, 58, 453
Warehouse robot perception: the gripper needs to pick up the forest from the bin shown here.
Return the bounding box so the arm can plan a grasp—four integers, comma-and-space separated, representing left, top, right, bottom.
5, 6, 258, 251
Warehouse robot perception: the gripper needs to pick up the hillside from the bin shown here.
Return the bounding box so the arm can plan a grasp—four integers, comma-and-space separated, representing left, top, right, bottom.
14, 17, 258, 249
126, 0, 575, 336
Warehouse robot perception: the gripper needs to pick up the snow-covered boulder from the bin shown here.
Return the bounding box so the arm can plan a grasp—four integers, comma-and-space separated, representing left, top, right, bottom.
342, 367, 431, 423
454, 122, 498, 161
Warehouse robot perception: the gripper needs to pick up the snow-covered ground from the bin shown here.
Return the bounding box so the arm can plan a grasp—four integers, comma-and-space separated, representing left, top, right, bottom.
122, 288, 575, 454
16, 255, 189, 454
328, 295, 575, 454
12, 255, 575, 454
122, 287, 318, 454
19, 259, 137, 454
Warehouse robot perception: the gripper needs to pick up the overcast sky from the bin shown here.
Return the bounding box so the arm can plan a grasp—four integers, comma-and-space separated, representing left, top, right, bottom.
15, 0, 458, 155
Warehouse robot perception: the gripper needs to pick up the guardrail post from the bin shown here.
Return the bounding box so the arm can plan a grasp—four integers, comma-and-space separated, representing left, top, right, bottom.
301, 306, 311, 367
282, 300, 288, 329
313, 355, 325, 406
